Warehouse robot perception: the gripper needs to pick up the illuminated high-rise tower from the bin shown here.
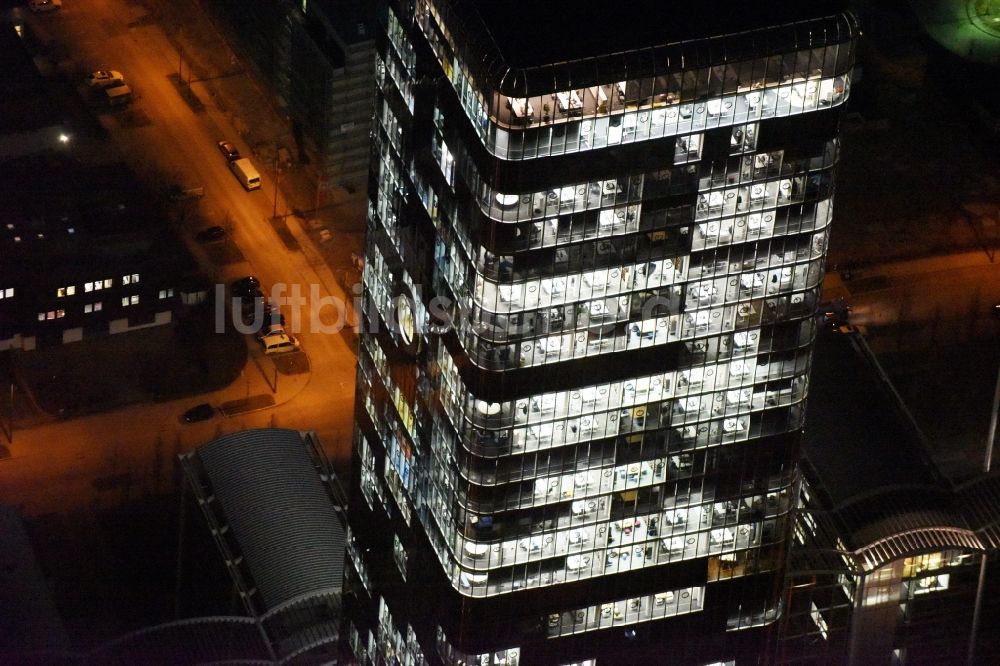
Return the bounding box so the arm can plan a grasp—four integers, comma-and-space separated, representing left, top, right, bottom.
344, 2, 859, 663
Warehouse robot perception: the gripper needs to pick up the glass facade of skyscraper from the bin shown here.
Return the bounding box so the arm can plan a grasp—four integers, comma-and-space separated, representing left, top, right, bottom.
345, 2, 859, 664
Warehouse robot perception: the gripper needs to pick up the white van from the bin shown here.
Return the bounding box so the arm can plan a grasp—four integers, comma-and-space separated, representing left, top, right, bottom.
230, 158, 261, 190
260, 332, 300, 355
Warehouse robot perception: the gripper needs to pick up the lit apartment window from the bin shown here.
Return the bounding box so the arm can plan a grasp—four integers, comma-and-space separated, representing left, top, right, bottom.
84, 302, 102, 314
85, 280, 110, 292
56, 309, 65, 318
104, 278, 113, 288
40, 310, 64, 320
56, 285, 76, 297
158, 288, 175, 299
122, 273, 140, 285
0, 287, 12, 299
121, 295, 139, 307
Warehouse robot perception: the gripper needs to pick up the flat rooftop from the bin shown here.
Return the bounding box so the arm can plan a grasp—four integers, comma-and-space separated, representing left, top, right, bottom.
465, 0, 849, 68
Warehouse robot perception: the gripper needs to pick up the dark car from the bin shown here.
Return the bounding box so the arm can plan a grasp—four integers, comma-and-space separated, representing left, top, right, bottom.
195, 226, 226, 242
182, 403, 215, 423
231, 276, 261, 299
217, 140, 241, 162
817, 298, 850, 328
266, 311, 286, 328
263, 301, 286, 326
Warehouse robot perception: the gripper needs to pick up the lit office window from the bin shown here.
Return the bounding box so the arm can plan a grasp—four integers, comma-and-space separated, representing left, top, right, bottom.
158, 288, 175, 299
121, 295, 140, 307
0, 287, 12, 299
84, 302, 102, 314
122, 274, 140, 285
810, 602, 829, 639
56, 286, 76, 297
393, 534, 408, 581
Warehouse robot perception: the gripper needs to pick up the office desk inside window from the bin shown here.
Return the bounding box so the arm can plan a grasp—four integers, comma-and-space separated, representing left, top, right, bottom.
602, 180, 623, 196
555, 90, 583, 114
509, 97, 534, 120
547, 186, 576, 207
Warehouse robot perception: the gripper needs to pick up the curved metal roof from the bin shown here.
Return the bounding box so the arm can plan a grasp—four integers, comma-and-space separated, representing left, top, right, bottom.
853, 526, 985, 573
957, 471, 1000, 550
196, 429, 345, 611
801, 330, 995, 572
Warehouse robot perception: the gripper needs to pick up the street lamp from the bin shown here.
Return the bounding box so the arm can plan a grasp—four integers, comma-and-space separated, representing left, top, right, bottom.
272, 155, 281, 220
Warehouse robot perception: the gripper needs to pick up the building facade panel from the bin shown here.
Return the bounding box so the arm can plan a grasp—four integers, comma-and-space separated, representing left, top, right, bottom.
347, 2, 859, 664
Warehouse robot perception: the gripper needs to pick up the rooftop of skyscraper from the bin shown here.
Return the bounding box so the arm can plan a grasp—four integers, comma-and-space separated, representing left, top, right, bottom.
460, 0, 851, 67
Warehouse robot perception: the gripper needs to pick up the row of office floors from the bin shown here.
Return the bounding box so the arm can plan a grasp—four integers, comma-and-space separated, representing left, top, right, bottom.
344, 164, 830, 662
342, 4, 855, 664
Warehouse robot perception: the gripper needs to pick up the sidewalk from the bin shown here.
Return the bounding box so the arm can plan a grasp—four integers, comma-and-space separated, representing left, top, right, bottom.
209, 341, 311, 417
163, 0, 368, 278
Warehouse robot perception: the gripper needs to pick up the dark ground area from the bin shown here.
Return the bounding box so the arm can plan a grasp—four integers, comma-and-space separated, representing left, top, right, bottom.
828, 0, 1000, 481
11, 301, 246, 419
828, 1, 1000, 268
23, 493, 234, 650
878, 341, 999, 480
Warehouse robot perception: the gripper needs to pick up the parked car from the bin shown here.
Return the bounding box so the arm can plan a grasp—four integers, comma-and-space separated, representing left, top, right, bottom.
265, 310, 286, 328
263, 300, 286, 325
195, 226, 226, 242
29, 0, 62, 12
182, 403, 215, 423
85, 70, 124, 88
255, 324, 285, 340
217, 140, 241, 162
104, 84, 132, 107
230, 276, 261, 299
259, 332, 301, 355
817, 298, 851, 328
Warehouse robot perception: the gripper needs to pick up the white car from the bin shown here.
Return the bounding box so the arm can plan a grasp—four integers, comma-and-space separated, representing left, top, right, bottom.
29, 0, 62, 12
259, 332, 300, 355
85, 70, 124, 88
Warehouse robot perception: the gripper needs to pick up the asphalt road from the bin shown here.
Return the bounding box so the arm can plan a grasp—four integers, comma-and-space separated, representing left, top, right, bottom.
823, 250, 1000, 351
2, 0, 358, 516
